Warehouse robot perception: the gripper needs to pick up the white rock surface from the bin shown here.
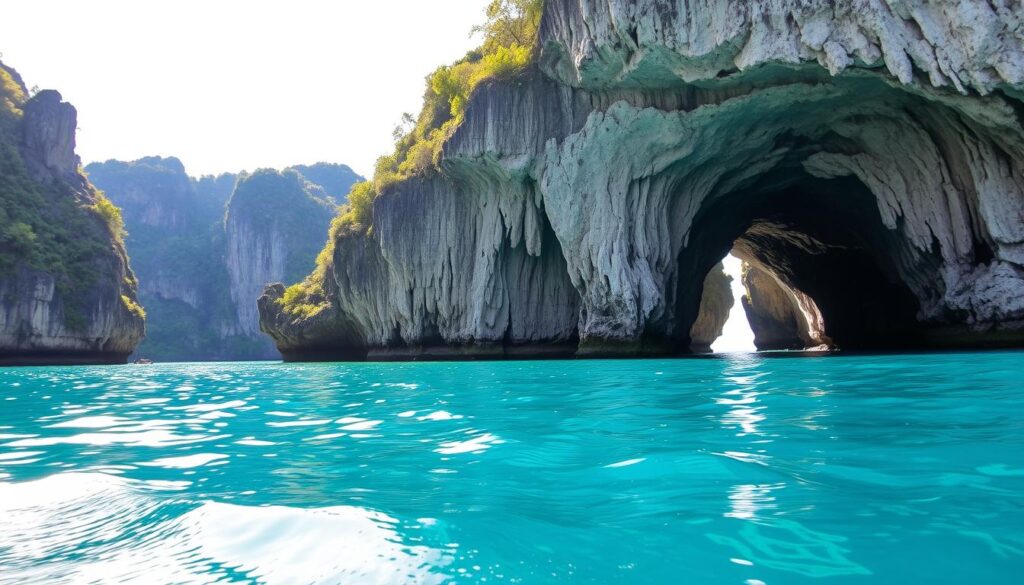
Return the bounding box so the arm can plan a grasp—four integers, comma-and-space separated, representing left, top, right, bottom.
261, 0, 1024, 357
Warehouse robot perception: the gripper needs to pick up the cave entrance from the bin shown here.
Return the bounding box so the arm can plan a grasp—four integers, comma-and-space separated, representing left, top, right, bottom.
679, 170, 926, 352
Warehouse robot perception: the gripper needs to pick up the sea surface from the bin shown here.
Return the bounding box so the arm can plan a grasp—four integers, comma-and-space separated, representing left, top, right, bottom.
0, 352, 1022, 584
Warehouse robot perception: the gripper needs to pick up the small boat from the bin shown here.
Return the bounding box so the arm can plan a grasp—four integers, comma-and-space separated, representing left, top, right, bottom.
134, 358, 153, 365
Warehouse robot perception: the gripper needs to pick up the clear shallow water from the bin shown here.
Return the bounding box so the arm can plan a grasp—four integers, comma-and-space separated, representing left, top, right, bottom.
0, 352, 1022, 584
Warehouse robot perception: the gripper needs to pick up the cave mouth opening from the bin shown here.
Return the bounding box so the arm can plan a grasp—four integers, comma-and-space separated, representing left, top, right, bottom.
681, 170, 928, 353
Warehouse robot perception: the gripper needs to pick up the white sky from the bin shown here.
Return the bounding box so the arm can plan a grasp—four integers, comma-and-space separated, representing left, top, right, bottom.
0, 0, 490, 177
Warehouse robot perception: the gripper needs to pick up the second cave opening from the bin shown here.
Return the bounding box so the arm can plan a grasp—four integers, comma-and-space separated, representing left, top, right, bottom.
681, 170, 929, 354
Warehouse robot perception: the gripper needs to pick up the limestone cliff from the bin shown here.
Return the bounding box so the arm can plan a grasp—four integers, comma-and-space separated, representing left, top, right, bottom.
261, 0, 1024, 359
224, 169, 337, 341
85, 157, 235, 360
689, 263, 733, 352
0, 62, 144, 364
87, 160, 357, 361
740, 262, 830, 351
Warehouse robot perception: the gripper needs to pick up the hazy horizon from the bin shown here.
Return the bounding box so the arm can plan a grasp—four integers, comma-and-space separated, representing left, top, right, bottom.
0, 0, 490, 178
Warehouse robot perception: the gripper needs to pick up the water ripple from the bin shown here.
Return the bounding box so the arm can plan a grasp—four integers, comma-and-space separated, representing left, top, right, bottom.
0, 472, 450, 584
0, 353, 1021, 583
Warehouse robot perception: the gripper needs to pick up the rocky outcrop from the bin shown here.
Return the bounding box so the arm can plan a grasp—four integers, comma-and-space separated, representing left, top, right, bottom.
740, 262, 829, 351
225, 169, 336, 340
87, 160, 357, 361
260, 0, 1024, 359
20, 90, 79, 182
0, 62, 144, 364
689, 263, 733, 352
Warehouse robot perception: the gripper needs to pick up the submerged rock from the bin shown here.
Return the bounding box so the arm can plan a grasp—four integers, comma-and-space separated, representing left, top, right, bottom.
261, 0, 1024, 359
0, 62, 144, 364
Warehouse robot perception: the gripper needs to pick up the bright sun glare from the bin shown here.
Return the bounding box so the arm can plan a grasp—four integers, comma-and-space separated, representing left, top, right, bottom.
711, 254, 757, 353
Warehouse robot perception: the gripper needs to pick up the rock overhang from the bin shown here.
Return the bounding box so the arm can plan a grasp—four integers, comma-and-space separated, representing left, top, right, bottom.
259, 0, 1024, 360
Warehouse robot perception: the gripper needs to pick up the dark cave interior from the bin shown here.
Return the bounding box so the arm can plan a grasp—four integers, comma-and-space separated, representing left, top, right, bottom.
679, 170, 931, 352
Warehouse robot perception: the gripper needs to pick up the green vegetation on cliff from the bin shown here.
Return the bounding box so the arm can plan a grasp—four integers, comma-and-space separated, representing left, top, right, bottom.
337, 0, 542, 219
374, 0, 541, 192
276, 0, 542, 321
86, 157, 360, 360
0, 65, 132, 329
276, 211, 353, 320
227, 168, 338, 285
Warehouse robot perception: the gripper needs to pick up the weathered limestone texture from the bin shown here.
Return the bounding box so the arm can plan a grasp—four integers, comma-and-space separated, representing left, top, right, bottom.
689, 263, 733, 352
261, 0, 1024, 359
740, 262, 830, 351
1, 64, 144, 364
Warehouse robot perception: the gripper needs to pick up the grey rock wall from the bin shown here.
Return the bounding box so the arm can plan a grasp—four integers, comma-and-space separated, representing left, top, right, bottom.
1, 68, 144, 364
225, 217, 288, 337
739, 262, 830, 351
20, 90, 80, 182
689, 263, 734, 352
260, 0, 1024, 359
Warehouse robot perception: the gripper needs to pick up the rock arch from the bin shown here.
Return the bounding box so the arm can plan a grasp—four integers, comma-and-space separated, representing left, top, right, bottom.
540, 72, 1024, 354
260, 1, 1024, 360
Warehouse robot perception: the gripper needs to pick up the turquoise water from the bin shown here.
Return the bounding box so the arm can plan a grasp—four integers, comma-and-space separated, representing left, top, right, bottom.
0, 352, 1022, 584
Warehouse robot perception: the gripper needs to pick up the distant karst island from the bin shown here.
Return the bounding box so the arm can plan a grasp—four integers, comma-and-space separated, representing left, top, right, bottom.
85, 158, 361, 361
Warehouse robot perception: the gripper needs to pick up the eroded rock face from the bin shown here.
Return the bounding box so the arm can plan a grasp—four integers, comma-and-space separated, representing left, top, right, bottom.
260, 0, 1024, 359
225, 170, 337, 340
539, 0, 1024, 93
20, 90, 80, 182
1, 65, 144, 364
689, 263, 733, 352
0, 263, 142, 364
740, 262, 829, 351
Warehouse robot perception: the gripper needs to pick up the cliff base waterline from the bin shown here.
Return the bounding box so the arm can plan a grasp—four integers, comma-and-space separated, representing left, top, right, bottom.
0, 350, 133, 367
259, 0, 1024, 360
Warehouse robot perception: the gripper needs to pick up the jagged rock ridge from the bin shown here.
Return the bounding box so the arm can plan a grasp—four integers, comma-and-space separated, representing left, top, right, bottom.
260, 0, 1024, 359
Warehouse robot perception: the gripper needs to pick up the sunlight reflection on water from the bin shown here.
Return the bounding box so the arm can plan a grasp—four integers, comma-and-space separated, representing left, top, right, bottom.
0, 354, 1021, 584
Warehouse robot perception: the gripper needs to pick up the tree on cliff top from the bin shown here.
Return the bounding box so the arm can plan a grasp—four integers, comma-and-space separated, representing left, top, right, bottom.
364, 0, 543, 198
275, 0, 544, 321
474, 0, 543, 51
